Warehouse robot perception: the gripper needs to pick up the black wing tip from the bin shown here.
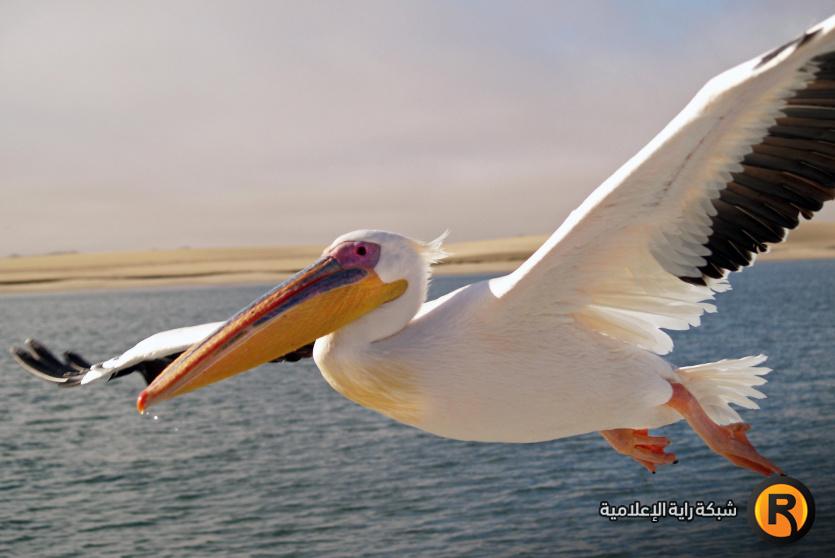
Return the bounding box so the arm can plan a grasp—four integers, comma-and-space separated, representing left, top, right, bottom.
9, 339, 87, 386
679, 275, 708, 287
799, 27, 823, 49
678, 43, 835, 287
64, 351, 92, 371
757, 26, 823, 69
8, 345, 31, 368
271, 342, 315, 364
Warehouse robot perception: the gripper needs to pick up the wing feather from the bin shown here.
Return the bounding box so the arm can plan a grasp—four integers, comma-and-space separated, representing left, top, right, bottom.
9, 322, 225, 387
11, 321, 316, 388
492, 15, 835, 355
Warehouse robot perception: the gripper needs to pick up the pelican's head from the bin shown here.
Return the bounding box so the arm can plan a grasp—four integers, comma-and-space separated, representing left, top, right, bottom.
136, 229, 446, 413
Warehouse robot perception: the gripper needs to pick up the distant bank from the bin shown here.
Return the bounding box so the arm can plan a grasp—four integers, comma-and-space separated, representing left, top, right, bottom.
2, 223, 834, 294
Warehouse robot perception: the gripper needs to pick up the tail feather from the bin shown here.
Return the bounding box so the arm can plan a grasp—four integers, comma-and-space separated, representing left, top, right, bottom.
675, 355, 770, 425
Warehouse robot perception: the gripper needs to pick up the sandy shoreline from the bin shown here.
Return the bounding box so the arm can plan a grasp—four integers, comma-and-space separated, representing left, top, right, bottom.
2, 223, 834, 295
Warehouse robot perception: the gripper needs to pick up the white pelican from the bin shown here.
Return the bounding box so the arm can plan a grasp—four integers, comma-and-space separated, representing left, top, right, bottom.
13, 15, 835, 477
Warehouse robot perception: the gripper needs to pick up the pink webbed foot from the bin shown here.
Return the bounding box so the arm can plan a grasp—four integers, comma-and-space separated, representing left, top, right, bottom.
665, 382, 782, 476
600, 428, 677, 474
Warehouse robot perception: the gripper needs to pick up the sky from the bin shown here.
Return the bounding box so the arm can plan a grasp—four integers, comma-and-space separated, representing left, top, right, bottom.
2, 0, 835, 255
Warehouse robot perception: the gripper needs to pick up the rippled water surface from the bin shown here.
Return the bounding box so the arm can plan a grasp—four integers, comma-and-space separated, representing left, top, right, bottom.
1, 261, 834, 557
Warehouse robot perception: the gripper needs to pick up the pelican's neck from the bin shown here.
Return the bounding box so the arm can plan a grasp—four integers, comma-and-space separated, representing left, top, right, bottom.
313, 272, 429, 426
326, 274, 427, 350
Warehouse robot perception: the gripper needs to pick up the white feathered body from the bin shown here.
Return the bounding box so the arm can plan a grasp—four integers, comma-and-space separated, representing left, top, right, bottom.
315, 279, 681, 443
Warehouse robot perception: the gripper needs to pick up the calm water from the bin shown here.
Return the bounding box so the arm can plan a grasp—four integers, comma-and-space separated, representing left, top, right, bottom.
1, 261, 834, 557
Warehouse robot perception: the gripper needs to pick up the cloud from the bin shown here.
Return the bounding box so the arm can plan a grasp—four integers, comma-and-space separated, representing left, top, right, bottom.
2, 0, 834, 254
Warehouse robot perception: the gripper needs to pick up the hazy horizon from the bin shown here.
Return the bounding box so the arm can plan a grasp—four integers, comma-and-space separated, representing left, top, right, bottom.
3, 1, 835, 256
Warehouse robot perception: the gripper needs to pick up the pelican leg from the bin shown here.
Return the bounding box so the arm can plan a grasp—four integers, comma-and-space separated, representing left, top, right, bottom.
664, 382, 781, 476
600, 428, 677, 474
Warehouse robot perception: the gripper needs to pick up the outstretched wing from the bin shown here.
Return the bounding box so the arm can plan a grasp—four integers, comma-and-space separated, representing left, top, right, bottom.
11, 338, 180, 387
493, 16, 835, 355
11, 322, 314, 388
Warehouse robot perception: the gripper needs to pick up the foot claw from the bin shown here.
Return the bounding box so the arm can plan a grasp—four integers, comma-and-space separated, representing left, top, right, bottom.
636, 459, 657, 474
601, 429, 677, 473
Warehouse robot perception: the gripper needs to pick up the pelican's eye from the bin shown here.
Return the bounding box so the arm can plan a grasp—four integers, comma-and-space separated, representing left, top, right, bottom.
332, 241, 381, 269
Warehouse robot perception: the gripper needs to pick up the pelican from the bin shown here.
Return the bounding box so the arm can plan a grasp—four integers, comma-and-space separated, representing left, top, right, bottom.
13, 15, 835, 476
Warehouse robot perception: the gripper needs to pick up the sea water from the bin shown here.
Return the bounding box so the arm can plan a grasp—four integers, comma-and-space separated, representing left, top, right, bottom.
0, 261, 833, 556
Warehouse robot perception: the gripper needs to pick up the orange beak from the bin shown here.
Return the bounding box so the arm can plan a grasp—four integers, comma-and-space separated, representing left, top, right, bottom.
136, 256, 407, 413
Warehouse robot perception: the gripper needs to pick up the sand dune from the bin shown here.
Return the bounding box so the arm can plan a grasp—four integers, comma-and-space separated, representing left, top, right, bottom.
2, 222, 834, 294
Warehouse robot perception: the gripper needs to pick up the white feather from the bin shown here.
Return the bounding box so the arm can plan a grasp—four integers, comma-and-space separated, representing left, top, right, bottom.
80, 322, 223, 385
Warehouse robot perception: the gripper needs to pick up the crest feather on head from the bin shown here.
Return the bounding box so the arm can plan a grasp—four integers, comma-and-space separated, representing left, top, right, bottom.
417, 230, 449, 266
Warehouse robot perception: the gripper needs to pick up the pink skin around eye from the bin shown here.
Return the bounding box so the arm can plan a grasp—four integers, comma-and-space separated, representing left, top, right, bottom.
330, 241, 381, 269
